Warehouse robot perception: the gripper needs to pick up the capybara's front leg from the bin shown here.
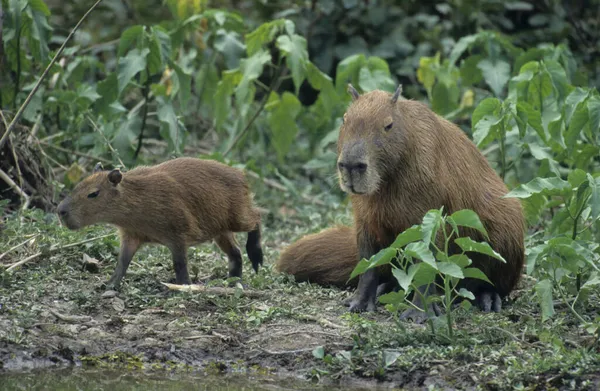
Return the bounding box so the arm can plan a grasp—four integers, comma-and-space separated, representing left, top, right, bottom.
348, 229, 380, 313
106, 235, 141, 291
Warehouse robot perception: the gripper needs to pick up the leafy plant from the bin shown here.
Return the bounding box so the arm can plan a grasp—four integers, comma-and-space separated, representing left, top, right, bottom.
349, 208, 505, 338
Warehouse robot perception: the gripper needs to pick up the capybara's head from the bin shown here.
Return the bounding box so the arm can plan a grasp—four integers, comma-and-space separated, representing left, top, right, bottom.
57, 162, 123, 230
337, 84, 406, 195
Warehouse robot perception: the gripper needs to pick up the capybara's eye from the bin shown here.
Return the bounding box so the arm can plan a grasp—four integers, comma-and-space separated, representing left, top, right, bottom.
384, 122, 393, 131
87, 190, 100, 199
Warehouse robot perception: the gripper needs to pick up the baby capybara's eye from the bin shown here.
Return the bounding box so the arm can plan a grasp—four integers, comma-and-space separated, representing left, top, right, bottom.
87, 190, 100, 199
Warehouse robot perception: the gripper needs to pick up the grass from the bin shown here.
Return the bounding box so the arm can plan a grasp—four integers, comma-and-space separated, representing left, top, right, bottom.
0, 183, 599, 391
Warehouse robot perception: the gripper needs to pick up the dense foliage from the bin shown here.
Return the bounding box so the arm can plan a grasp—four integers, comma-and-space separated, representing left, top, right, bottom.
1, 0, 599, 386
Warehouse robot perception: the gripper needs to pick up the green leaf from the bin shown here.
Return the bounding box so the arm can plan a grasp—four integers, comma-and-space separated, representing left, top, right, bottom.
358, 56, 395, 93
236, 49, 272, 106
449, 34, 480, 65
565, 100, 589, 151
157, 98, 186, 153
516, 101, 545, 141
118, 25, 143, 57
392, 268, 415, 292
245, 19, 288, 56
568, 169, 588, 188
312, 346, 325, 359
335, 54, 366, 94
383, 351, 401, 368
147, 27, 172, 76
458, 288, 475, 300
390, 226, 422, 249
276, 34, 309, 95
213, 29, 246, 69
449, 209, 488, 238
472, 97, 501, 127
587, 95, 600, 144
169, 60, 191, 108
404, 242, 437, 269
268, 92, 301, 161
214, 70, 240, 130
117, 48, 149, 95
463, 267, 492, 284
454, 237, 506, 263
535, 279, 555, 321
349, 247, 397, 280
477, 59, 510, 96
378, 291, 405, 305
411, 263, 439, 288
588, 174, 600, 221
448, 254, 471, 268
437, 262, 464, 278
581, 272, 600, 292
421, 209, 443, 248
29, 0, 51, 15
504, 177, 571, 199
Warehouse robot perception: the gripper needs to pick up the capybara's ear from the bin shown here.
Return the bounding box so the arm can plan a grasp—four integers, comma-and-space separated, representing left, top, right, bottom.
94, 162, 104, 173
347, 84, 360, 101
391, 84, 403, 103
108, 169, 122, 186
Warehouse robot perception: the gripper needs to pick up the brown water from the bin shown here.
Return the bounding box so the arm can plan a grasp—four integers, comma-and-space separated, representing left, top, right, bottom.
0, 367, 382, 391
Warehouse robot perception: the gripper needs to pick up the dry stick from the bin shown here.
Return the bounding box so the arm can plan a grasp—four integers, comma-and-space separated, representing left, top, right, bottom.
223, 66, 287, 157
161, 282, 269, 299
38, 141, 113, 164
0, 168, 30, 210
0, 234, 40, 261
4, 233, 114, 272
48, 308, 93, 324
9, 134, 26, 208
0, 0, 106, 150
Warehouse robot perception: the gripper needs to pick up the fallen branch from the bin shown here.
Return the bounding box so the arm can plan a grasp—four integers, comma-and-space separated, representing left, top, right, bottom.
161, 282, 269, 299
0, 234, 40, 261
296, 314, 346, 330
4, 233, 115, 272
0, 0, 106, 150
49, 308, 93, 324
258, 347, 315, 355
0, 167, 31, 210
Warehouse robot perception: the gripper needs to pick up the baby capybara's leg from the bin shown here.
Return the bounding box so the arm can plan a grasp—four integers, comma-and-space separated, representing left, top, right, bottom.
215, 232, 243, 279
169, 243, 191, 285
106, 235, 141, 290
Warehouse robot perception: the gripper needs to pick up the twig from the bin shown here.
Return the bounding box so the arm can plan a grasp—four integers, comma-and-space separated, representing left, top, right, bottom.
161, 282, 269, 299
0, 168, 30, 210
86, 115, 126, 168
9, 134, 26, 207
26, 113, 43, 144
0, 234, 40, 261
37, 140, 112, 164
0, 0, 106, 150
4, 233, 114, 272
258, 347, 315, 355
296, 314, 346, 330
223, 66, 287, 156
48, 308, 93, 324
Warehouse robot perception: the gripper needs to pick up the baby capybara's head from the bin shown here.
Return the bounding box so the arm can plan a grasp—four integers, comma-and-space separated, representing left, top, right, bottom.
57, 163, 123, 230
336, 84, 407, 196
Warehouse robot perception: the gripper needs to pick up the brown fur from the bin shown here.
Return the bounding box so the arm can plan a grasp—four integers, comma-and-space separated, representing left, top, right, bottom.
275, 226, 359, 288
57, 157, 264, 290
337, 85, 525, 313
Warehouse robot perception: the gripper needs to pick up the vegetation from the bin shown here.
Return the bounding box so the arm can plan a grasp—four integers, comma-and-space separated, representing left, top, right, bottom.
1, 0, 599, 389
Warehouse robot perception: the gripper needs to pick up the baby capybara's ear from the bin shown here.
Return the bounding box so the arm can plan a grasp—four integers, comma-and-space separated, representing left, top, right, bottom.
108, 169, 122, 186
93, 162, 104, 173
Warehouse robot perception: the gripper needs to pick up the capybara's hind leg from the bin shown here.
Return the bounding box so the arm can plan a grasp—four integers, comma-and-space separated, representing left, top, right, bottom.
476, 290, 502, 312
169, 243, 191, 285
216, 232, 243, 279
246, 224, 264, 273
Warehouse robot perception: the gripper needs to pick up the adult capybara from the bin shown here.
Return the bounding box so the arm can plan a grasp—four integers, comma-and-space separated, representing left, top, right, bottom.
57, 157, 264, 290
337, 84, 525, 316
275, 225, 359, 288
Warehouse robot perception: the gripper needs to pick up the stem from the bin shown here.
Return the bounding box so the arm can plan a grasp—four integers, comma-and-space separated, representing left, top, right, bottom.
223, 64, 287, 157
444, 276, 453, 339
13, 24, 22, 109
499, 133, 507, 181
0, 0, 105, 150
556, 283, 588, 325
134, 68, 151, 161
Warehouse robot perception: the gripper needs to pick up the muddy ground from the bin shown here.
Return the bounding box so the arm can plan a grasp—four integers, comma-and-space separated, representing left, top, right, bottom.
1, 197, 599, 391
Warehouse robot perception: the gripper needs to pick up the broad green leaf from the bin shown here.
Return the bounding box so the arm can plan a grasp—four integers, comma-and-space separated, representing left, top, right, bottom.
411, 262, 439, 288
335, 54, 366, 94
383, 351, 401, 368
449, 209, 488, 238
472, 97, 501, 126
358, 56, 396, 93
378, 291, 405, 305
268, 92, 301, 161
421, 209, 443, 248
147, 27, 172, 76
404, 242, 437, 269
157, 98, 186, 153
565, 100, 589, 151
516, 101, 545, 141
416, 55, 438, 96
213, 70, 239, 130
462, 267, 492, 284
169, 60, 191, 108
477, 59, 510, 97
118, 25, 143, 57
581, 272, 600, 292
564, 87, 590, 123
448, 254, 471, 268
76, 84, 101, 103
458, 288, 475, 300
236, 49, 272, 106
454, 237, 506, 263
349, 247, 397, 280
588, 174, 600, 221
95, 73, 119, 115
449, 34, 479, 65
567, 168, 588, 188
431, 82, 459, 115
213, 29, 246, 69
392, 268, 415, 292
437, 262, 464, 278
504, 177, 571, 199
312, 346, 324, 359
525, 244, 546, 275
276, 34, 309, 95
459, 55, 484, 86
245, 19, 288, 56
544, 60, 570, 102
587, 95, 600, 144
29, 0, 50, 15
117, 48, 149, 95
472, 114, 503, 148
390, 225, 422, 249
535, 279, 555, 321
521, 193, 548, 227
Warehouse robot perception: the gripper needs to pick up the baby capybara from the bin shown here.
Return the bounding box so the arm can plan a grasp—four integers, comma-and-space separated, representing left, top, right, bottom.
57, 157, 264, 290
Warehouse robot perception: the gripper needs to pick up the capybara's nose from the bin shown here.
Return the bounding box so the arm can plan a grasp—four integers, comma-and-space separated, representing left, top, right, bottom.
338, 161, 367, 174
57, 203, 68, 218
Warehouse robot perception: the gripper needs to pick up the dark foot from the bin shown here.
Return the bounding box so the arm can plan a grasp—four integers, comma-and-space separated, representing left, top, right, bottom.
477, 291, 502, 312
399, 303, 442, 324
348, 297, 376, 313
